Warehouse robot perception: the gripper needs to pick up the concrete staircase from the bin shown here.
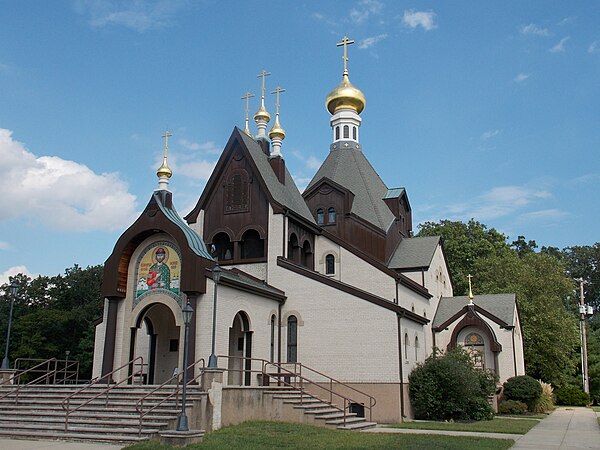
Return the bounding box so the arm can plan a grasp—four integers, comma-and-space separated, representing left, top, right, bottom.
264, 389, 377, 430
0, 384, 204, 444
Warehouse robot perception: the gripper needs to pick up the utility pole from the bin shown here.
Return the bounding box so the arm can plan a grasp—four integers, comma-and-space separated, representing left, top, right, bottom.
578, 278, 590, 393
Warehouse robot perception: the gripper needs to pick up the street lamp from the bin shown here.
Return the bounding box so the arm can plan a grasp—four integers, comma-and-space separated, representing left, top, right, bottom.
176, 300, 194, 432
1, 281, 19, 370
208, 263, 222, 369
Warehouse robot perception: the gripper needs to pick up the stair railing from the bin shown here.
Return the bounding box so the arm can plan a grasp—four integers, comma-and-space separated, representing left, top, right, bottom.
135, 358, 206, 436
0, 358, 59, 404
215, 355, 376, 426
61, 356, 144, 432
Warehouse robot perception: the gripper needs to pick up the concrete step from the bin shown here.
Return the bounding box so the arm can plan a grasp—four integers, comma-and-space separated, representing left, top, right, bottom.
0, 414, 169, 428
0, 422, 161, 436
303, 407, 342, 415
325, 416, 365, 425
0, 428, 149, 443
336, 421, 377, 430
292, 402, 331, 410
315, 411, 356, 420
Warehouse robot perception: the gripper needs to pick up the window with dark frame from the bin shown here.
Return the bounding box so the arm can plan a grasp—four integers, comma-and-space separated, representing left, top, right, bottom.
287, 315, 298, 363
316, 208, 324, 224
325, 254, 335, 275
327, 207, 336, 224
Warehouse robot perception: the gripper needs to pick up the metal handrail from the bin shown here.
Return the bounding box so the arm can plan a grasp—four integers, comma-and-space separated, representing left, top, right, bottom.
61, 356, 144, 431
216, 355, 376, 424
0, 358, 59, 404
135, 358, 205, 436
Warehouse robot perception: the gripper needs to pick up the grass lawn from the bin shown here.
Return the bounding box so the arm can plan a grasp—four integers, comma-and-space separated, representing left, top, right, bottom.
124, 421, 514, 450
592, 406, 600, 412
387, 417, 538, 434
496, 413, 547, 420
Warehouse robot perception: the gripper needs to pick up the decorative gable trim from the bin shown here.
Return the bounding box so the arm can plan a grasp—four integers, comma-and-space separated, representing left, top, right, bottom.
445, 307, 502, 353
433, 303, 513, 332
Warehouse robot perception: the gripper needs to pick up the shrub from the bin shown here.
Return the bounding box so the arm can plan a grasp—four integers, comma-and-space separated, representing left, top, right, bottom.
498, 399, 528, 415
555, 385, 590, 406
503, 375, 542, 410
409, 348, 496, 421
533, 380, 554, 413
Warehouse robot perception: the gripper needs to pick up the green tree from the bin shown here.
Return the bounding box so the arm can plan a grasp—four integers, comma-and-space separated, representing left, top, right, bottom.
417, 219, 510, 295
474, 251, 579, 385
0, 265, 103, 379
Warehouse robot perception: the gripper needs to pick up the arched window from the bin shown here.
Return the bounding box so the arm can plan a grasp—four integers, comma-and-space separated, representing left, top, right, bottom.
325, 254, 335, 275
240, 229, 264, 259
316, 208, 324, 225
352, 126, 357, 140
288, 233, 300, 263
301, 240, 313, 269
287, 316, 298, 363
327, 207, 336, 224
414, 336, 419, 360
404, 333, 409, 359
343, 125, 349, 139
335, 126, 340, 140
212, 232, 233, 261
270, 315, 276, 362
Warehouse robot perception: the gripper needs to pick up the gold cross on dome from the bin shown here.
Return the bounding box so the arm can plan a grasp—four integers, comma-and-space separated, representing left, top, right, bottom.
467, 274, 474, 301
271, 86, 286, 115
161, 129, 172, 156
241, 91, 255, 116
256, 68, 272, 101
337, 35, 355, 75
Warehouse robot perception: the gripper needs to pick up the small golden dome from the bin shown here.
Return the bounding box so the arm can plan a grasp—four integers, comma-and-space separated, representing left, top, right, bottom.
269, 117, 286, 141
254, 105, 271, 123
157, 159, 172, 179
326, 73, 366, 115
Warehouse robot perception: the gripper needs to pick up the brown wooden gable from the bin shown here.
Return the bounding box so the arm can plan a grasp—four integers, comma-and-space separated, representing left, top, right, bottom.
102, 191, 212, 298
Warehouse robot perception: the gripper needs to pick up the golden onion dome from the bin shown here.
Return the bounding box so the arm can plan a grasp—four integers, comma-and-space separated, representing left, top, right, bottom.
269, 117, 286, 141
326, 73, 366, 115
157, 159, 172, 179
254, 105, 271, 123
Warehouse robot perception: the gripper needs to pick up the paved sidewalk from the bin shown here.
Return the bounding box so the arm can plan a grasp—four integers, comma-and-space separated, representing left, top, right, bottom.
511, 407, 600, 449
363, 426, 521, 441
0, 439, 124, 450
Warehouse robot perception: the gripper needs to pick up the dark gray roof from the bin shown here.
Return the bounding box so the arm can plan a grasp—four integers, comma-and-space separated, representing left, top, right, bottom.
306, 147, 395, 231
238, 130, 315, 224
219, 268, 285, 300
433, 293, 517, 328
388, 236, 440, 269
155, 191, 213, 259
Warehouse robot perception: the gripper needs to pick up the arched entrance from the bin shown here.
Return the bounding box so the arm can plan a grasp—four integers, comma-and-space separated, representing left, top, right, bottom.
131, 302, 180, 384
228, 311, 252, 386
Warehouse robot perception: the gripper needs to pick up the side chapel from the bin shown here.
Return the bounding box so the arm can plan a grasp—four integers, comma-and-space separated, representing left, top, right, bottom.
93, 37, 525, 423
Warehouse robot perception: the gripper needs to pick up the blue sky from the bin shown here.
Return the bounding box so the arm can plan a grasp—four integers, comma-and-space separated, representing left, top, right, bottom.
0, 1, 599, 283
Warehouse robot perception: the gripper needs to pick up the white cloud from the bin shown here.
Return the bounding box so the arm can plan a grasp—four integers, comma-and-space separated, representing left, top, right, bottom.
177, 138, 221, 154
292, 175, 313, 193
402, 10, 437, 31
549, 37, 570, 53
306, 156, 322, 170
358, 34, 388, 49
0, 128, 138, 231
589, 41, 600, 54
175, 160, 216, 181
0, 265, 35, 286
513, 73, 530, 83
444, 185, 552, 221
480, 130, 501, 141
519, 209, 569, 221
73, 0, 189, 32
519, 23, 550, 36
0, 241, 9, 250
558, 16, 576, 26
349, 0, 383, 24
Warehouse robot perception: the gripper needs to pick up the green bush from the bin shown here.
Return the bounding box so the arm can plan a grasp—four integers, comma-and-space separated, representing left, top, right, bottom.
555, 385, 590, 406
498, 400, 528, 415
409, 348, 497, 421
503, 375, 542, 410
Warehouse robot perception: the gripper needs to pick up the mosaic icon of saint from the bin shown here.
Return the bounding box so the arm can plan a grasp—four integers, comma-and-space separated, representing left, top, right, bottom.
147, 247, 171, 290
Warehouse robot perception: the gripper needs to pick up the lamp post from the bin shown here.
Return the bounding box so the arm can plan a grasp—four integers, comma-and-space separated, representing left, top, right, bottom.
208, 263, 222, 368
1, 281, 18, 370
176, 300, 194, 431
578, 279, 594, 393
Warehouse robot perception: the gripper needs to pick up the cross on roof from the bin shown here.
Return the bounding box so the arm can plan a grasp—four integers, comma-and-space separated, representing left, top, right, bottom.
161, 129, 172, 156
271, 86, 286, 115
256, 69, 272, 101
336, 35, 355, 75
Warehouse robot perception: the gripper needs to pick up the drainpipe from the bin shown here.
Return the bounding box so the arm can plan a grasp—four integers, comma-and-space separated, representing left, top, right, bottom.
512, 328, 517, 376
397, 312, 405, 421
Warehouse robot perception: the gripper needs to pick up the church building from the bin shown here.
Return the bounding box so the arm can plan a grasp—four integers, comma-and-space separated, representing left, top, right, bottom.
93, 37, 525, 424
